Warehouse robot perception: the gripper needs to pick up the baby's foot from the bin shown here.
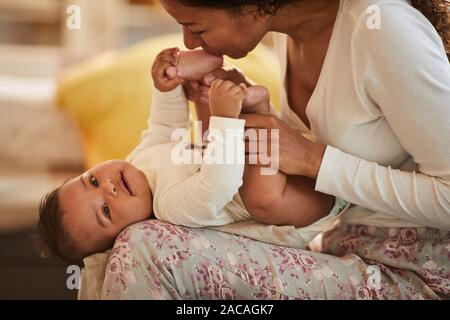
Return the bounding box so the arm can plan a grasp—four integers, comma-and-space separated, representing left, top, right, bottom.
165, 49, 223, 81
242, 85, 270, 114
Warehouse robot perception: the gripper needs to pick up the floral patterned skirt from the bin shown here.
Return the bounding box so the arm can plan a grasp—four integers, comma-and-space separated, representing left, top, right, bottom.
321, 223, 450, 299
101, 220, 450, 299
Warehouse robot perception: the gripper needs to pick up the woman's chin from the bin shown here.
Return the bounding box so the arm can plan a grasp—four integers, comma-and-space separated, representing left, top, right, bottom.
228, 51, 248, 59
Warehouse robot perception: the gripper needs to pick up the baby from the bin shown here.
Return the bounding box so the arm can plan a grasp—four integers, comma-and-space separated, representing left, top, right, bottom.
35, 47, 345, 265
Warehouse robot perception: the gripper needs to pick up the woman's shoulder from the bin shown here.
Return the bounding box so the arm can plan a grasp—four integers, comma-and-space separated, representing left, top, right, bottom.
343, 0, 447, 63
343, 0, 441, 42
342, 0, 420, 20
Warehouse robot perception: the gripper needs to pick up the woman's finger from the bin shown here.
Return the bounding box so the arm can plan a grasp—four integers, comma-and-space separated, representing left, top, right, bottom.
183, 80, 203, 102
203, 73, 216, 86
202, 67, 247, 86
245, 154, 259, 166
203, 69, 228, 85
245, 138, 274, 156
200, 90, 209, 100
190, 80, 200, 90
199, 84, 210, 92
200, 97, 209, 105
244, 127, 276, 139
245, 140, 258, 154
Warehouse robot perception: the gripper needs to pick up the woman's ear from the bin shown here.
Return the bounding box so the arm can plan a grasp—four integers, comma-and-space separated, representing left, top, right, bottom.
234, 5, 271, 29
250, 5, 271, 18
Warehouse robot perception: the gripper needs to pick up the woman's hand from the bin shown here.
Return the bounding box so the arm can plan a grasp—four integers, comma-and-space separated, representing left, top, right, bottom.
182, 63, 252, 105
240, 113, 327, 179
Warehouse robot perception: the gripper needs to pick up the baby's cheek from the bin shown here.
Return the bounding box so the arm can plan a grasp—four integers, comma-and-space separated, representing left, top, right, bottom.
118, 202, 148, 226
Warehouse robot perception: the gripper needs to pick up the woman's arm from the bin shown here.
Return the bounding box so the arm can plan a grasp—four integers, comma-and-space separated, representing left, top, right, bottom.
316, 2, 450, 229
242, 3, 450, 230
315, 146, 450, 229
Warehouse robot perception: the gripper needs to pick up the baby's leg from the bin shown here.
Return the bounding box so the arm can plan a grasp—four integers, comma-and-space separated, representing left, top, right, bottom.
239, 165, 335, 228
165, 49, 223, 81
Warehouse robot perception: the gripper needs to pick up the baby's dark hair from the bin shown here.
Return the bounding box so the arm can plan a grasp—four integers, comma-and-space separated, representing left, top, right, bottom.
33, 187, 84, 266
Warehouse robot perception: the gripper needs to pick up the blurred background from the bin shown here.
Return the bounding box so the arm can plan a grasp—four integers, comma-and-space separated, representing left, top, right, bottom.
0, 0, 280, 300
0, 0, 180, 299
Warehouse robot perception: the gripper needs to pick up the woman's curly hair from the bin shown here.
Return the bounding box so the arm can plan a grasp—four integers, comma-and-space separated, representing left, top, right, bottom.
178, 0, 450, 59
411, 0, 449, 59
178, 0, 297, 15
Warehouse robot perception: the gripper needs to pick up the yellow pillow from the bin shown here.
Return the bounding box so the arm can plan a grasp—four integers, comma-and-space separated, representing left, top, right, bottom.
57, 33, 280, 168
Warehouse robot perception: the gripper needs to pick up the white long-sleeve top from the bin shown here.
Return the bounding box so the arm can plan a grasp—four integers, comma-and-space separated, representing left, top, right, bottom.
273, 0, 450, 230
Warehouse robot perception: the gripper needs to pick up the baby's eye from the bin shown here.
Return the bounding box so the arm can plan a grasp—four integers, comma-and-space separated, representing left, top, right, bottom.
89, 175, 99, 188
102, 203, 111, 220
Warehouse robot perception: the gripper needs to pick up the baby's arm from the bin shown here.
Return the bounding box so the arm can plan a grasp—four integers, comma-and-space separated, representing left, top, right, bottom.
127, 48, 189, 162
128, 48, 222, 160
156, 81, 248, 227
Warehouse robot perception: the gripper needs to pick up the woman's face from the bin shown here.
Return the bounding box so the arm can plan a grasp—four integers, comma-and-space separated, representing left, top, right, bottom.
160, 0, 270, 59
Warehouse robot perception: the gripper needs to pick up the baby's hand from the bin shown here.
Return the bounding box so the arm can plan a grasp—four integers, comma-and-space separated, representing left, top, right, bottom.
209, 80, 248, 119
151, 47, 183, 92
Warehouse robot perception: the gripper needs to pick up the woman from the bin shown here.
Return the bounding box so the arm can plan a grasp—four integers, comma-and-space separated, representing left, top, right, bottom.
101, 0, 450, 299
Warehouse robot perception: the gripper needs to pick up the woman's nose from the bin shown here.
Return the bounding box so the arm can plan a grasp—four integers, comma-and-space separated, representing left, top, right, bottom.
183, 27, 202, 50
104, 179, 117, 197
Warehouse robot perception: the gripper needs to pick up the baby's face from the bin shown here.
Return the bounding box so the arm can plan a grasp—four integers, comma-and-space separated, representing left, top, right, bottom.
58, 160, 153, 256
